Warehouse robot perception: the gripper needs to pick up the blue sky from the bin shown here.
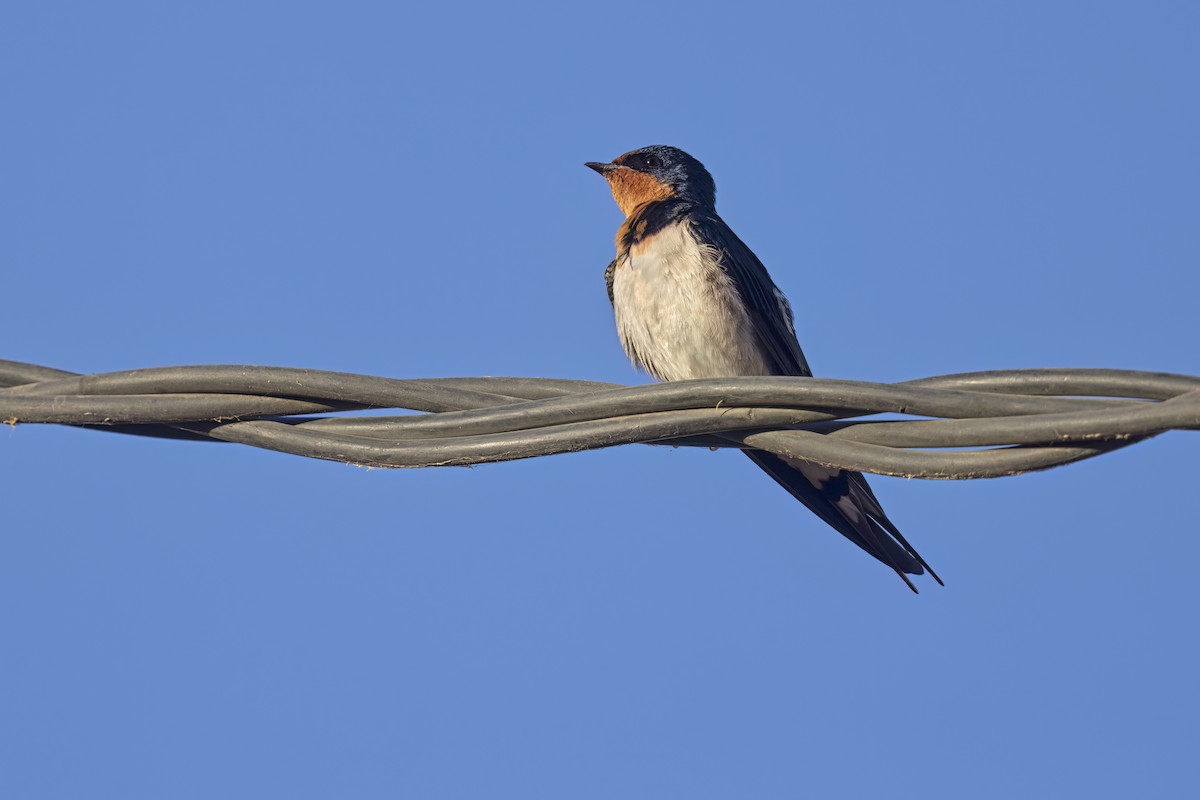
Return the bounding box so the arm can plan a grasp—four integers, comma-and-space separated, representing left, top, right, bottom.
3, 3, 1198, 798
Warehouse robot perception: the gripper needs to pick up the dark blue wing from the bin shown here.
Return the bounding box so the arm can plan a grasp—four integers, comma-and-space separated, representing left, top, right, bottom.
689, 211, 813, 378
745, 451, 940, 590
688, 211, 941, 589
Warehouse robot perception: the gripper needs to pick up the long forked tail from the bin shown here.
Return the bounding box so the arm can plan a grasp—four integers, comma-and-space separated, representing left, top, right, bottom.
743, 451, 943, 593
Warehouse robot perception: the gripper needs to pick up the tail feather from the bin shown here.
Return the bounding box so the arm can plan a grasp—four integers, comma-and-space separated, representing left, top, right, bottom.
843, 471, 943, 586
743, 450, 940, 592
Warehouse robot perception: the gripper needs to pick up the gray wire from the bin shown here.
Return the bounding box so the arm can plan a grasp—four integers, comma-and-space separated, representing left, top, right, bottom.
2, 360, 1196, 480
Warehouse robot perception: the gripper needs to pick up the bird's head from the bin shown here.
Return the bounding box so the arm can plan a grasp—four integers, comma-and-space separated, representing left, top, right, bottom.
586, 145, 716, 217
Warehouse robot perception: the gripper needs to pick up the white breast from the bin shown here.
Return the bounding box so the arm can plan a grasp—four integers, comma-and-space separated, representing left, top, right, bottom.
611, 221, 772, 381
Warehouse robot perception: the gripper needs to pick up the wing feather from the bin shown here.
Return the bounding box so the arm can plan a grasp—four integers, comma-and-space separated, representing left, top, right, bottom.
689, 212, 813, 378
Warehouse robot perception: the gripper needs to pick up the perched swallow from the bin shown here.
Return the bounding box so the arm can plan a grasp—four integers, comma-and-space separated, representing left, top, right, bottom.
586, 145, 941, 591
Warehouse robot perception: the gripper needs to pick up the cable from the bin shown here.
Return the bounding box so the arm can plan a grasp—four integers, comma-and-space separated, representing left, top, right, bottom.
2, 359, 1196, 479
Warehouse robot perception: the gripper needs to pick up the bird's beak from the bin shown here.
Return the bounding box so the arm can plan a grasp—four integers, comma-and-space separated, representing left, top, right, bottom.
585, 161, 617, 175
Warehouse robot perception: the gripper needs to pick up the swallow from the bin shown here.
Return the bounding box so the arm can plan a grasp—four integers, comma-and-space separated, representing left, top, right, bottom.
586, 145, 941, 592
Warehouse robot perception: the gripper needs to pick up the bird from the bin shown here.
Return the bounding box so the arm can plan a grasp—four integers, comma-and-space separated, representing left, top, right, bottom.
586, 145, 941, 592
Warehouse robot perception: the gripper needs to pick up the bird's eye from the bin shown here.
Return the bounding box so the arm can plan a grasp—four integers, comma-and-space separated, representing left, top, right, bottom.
618, 152, 663, 172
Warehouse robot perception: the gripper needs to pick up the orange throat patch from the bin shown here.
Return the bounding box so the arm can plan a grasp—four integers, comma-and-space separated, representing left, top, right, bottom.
604, 167, 676, 217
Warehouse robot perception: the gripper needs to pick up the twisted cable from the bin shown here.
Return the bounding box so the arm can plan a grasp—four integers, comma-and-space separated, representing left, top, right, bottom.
2, 359, 1197, 479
